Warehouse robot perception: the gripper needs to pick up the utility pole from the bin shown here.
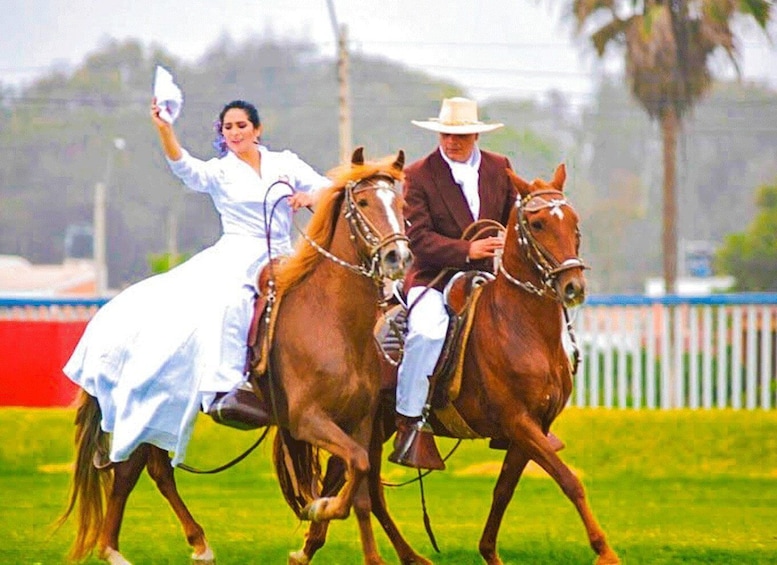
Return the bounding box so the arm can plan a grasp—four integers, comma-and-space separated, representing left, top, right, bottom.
93, 137, 125, 296
326, 0, 352, 163
93, 181, 107, 295
166, 208, 178, 258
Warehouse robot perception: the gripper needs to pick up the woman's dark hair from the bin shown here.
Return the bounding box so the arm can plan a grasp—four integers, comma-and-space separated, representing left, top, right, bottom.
219, 100, 261, 129
213, 100, 261, 156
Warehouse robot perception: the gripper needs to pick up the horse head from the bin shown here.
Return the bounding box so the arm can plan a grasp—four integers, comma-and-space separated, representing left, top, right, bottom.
343, 147, 412, 282
504, 164, 586, 307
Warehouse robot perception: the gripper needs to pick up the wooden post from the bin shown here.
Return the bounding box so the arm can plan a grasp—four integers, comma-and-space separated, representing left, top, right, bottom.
337, 24, 352, 164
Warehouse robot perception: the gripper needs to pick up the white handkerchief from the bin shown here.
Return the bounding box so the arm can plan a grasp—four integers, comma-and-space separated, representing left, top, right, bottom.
153, 65, 183, 124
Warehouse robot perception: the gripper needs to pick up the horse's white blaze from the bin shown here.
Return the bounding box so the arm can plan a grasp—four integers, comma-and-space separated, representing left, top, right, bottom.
377, 187, 411, 255
377, 187, 400, 233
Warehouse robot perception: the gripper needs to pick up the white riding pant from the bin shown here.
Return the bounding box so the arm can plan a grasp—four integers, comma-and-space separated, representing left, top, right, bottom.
396, 286, 449, 418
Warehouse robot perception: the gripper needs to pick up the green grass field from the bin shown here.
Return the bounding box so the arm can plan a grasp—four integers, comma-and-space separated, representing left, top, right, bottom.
1, 407, 776, 564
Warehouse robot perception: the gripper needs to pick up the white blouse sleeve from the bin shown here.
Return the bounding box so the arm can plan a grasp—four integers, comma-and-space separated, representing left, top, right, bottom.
285, 151, 330, 194
166, 149, 220, 194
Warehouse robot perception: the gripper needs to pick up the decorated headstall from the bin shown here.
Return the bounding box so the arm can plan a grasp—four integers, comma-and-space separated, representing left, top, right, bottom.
500, 189, 586, 299
300, 147, 409, 286
342, 173, 408, 282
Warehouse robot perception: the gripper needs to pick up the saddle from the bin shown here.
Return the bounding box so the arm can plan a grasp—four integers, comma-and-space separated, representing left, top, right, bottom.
376, 271, 493, 439
246, 258, 285, 376
207, 259, 284, 430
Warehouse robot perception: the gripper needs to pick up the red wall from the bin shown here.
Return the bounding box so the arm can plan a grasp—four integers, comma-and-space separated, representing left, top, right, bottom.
0, 320, 86, 407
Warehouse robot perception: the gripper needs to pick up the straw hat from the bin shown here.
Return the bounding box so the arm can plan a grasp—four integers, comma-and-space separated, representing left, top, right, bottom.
411, 97, 503, 134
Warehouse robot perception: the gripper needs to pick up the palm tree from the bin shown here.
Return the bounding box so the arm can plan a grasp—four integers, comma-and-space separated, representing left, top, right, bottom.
572, 0, 772, 293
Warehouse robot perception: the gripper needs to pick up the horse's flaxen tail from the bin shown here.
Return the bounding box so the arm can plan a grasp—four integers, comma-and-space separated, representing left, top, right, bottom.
272, 428, 323, 519
56, 389, 111, 561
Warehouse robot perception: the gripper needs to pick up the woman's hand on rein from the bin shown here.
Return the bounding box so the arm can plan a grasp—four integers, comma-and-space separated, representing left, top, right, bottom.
287, 192, 316, 211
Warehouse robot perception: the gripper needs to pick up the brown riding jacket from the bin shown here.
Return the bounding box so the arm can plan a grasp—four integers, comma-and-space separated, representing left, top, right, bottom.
403, 148, 517, 292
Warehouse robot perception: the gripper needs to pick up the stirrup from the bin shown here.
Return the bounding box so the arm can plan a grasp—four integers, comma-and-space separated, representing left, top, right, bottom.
207, 385, 270, 430
388, 419, 446, 471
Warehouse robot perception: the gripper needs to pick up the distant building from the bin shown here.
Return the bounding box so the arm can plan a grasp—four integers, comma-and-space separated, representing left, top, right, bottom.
643, 240, 736, 296
645, 276, 735, 297
0, 255, 97, 297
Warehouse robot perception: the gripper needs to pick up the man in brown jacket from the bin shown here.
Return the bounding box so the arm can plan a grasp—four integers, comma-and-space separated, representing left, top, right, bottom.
390, 97, 516, 469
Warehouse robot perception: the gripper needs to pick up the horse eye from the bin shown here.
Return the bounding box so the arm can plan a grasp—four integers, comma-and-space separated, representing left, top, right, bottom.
357, 199, 368, 207
530, 220, 543, 231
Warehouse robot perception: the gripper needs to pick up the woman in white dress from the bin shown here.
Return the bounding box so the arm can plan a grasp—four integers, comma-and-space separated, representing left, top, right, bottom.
63, 99, 331, 466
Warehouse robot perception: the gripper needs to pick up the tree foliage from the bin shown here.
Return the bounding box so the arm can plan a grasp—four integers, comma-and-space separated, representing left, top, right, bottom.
715, 181, 777, 291
0, 33, 775, 294
571, 0, 773, 292
0, 37, 561, 288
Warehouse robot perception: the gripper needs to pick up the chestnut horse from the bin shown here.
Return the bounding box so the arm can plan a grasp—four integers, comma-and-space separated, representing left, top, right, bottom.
287, 164, 621, 565
58, 148, 412, 564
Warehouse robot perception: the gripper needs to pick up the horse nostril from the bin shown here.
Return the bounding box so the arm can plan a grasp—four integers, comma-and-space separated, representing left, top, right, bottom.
384, 249, 399, 267
565, 281, 581, 301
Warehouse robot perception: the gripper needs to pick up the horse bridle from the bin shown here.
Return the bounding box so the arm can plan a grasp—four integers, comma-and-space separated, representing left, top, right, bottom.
299, 174, 409, 285
499, 189, 586, 301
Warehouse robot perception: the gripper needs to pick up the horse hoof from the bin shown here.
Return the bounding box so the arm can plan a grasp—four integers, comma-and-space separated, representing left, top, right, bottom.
192, 544, 215, 564
100, 547, 132, 565
288, 549, 311, 565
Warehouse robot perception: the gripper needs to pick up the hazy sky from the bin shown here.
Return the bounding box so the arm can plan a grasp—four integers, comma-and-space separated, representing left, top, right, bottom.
2, 0, 775, 107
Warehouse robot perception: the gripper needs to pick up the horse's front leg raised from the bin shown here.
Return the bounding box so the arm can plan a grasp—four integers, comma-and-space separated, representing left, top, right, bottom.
512, 423, 620, 565
293, 411, 385, 564
289, 455, 345, 564
292, 412, 369, 522
146, 446, 214, 564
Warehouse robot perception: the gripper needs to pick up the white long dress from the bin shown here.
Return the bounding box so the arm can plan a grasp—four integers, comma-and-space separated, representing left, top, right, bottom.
63, 145, 329, 466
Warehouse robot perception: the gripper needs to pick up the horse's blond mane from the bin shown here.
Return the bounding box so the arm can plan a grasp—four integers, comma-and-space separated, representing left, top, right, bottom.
273, 155, 405, 294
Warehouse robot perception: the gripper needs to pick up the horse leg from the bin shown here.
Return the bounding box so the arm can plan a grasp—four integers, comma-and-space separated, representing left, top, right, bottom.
352, 477, 385, 565
146, 446, 214, 564
350, 418, 388, 565
478, 447, 530, 565
293, 413, 370, 523
512, 422, 620, 565
97, 445, 149, 564
290, 431, 430, 565
295, 413, 385, 564
368, 428, 432, 565
289, 521, 330, 565
289, 456, 344, 564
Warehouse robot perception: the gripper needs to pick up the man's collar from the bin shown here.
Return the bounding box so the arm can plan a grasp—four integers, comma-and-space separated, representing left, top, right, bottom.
439, 145, 481, 169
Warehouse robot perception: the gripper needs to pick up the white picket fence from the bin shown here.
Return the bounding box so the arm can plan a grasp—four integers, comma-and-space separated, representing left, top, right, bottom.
3, 294, 777, 410
0, 297, 104, 320
571, 294, 777, 410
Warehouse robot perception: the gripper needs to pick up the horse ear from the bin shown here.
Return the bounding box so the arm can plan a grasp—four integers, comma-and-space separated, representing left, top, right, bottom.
552, 163, 566, 190
392, 149, 405, 171
506, 168, 531, 198
351, 146, 365, 166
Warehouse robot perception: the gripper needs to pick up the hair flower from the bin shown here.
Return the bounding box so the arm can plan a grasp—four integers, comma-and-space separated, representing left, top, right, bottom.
212, 120, 228, 157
